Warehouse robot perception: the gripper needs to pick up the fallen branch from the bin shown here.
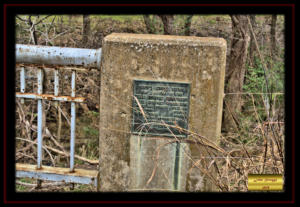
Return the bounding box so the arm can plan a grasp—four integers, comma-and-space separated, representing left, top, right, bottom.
16, 180, 66, 187
16, 137, 98, 165
47, 145, 98, 165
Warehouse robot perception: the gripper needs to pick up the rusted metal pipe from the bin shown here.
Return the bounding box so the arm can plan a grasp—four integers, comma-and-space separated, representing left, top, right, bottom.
16, 163, 99, 187
16, 44, 102, 69
54, 69, 59, 109
37, 69, 43, 169
54, 69, 59, 96
16, 92, 85, 102
70, 71, 76, 172
20, 67, 25, 93
20, 67, 25, 104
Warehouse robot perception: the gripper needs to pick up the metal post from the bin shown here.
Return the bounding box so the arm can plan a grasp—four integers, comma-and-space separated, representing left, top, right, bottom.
20, 67, 25, 104
54, 69, 62, 162
70, 70, 76, 172
37, 69, 43, 169
54, 69, 59, 97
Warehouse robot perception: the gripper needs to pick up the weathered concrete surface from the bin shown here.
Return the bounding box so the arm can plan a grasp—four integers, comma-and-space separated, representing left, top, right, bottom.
99, 33, 226, 192
129, 136, 190, 191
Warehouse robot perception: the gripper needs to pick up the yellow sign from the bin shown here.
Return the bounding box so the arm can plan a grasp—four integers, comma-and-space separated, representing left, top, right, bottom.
248, 174, 283, 191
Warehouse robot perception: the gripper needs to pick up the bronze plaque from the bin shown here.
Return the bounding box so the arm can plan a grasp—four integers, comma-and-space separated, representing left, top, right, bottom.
132, 80, 190, 137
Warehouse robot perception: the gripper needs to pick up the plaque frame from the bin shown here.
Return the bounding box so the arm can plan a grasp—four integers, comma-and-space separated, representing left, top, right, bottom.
131, 79, 190, 138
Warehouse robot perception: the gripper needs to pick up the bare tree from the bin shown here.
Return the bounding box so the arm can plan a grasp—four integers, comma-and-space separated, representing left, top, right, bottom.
270, 15, 277, 58
27, 16, 38, 45
248, 15, 257, 67
223, 15, 251, 132
59, 16, 64, 46
16, 15, 51, 45
184, 15, 193, 36
143, 15, 156, 34
82, 15, 91, 46
68, 15, 73, 26
158, 15, 175, 35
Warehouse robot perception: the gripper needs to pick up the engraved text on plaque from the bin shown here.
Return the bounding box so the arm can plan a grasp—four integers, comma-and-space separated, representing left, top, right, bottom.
132, 80, 190, 137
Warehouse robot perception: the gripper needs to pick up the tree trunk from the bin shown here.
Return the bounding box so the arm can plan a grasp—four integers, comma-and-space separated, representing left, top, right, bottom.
28, 16, 38, 45
249, 15, 257, 67
68, 15, 72, 26
143, 15, 156, 34
222, 15, 251, 133
270, 15, 277, 58
82, 15, 90, 46
184, 15, 193, 36
158, 15, 175, 35
59, 16, 63, 46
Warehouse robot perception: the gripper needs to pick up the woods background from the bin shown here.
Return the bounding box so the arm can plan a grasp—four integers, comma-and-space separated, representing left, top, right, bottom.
15, 14, 285, 192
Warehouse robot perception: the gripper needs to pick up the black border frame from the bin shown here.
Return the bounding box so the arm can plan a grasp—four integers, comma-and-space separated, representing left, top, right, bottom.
2, 2, 295, 205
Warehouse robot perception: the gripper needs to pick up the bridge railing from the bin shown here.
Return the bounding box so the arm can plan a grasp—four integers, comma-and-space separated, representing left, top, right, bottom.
15, 44, 102, 190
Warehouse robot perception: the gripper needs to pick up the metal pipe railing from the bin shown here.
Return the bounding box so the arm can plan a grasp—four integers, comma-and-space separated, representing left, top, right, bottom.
37, 69, 43, 169
16, 44, 102, 69
16, 44, 96, 172
20, 67, 25, 104
70, 70, 76, 172
15, 92, 85, 102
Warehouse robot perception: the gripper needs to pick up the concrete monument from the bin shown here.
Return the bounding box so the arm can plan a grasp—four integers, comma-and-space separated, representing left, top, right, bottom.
99, 33, 226, 192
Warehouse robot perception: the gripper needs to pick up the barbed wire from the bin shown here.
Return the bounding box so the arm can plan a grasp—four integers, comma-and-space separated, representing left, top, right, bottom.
224, 92, 284, 95
128, 156, 284, 159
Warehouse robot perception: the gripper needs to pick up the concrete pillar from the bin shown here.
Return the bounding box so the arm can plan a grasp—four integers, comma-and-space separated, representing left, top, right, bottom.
99, 33, 226, 192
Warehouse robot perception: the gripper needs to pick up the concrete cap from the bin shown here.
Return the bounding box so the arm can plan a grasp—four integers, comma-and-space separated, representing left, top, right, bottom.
104, 33, 227, 48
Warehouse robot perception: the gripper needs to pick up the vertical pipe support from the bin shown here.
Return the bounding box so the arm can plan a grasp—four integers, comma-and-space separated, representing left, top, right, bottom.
20, 67, 25, 104
54, 68, 61, 139
70, 70, 76, 172
54, 69, 59, 96
37, 69, 43, 169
